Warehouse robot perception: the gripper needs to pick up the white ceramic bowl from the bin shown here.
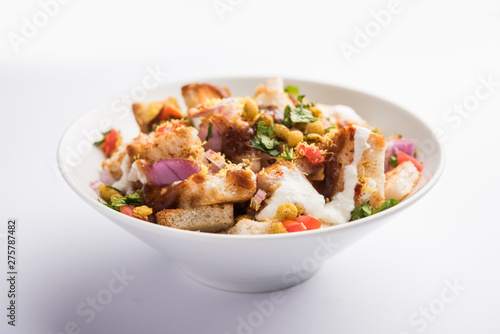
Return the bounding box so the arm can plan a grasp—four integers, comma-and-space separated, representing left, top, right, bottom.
57, 77, 444, 293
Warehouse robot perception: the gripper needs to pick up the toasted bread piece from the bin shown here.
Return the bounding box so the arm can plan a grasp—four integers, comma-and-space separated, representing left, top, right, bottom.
143, 168, 257, 212
256, 161, 295, 194
132, 97, 182, 133
175, 169, 256, 208
181, 83, 231, 109
227, 218, 272, 235
156, 204, 234, 232
126, 126, 203, 163
319, 126, 386, 209
356, 130, 386, 208
384, 161, 420, 201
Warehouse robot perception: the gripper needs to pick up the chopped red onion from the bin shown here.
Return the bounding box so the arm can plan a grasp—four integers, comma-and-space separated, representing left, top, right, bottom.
385, 139, 416, 171
204, 149, 226, 170
143, 159, 201, 186
198, 122, 224, 151
252, 189, 267, 206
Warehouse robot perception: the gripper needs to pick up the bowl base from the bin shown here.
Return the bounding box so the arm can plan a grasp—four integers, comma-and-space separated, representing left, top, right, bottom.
179, 265, 319, 293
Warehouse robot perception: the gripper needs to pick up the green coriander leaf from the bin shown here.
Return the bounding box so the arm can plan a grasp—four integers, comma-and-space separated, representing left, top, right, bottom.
104, 196, 126, 211
284, 85, 299, 95
103, 192, 144, 211
388, 155, 398, 168
256, 121, 275, 137
206, 123, 213, 141
372, 199, 399, 214
282, 105, 292, 128
249, 121, 281, 157
350, 202, 372, 221
289, 106, 317, 123
282, 104, 317, 128
260, 135, 278, 150
279, 146, 294, 161
350, 199, 400, 221
122, 193, 144, 205
267, 148, 280, 157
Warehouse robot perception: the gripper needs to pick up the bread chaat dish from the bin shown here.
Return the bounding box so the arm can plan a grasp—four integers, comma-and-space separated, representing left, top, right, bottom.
90, 78, 423, 234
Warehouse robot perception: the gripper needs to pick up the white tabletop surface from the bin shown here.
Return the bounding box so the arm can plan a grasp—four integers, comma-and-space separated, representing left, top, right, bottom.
1, 0, 500, 333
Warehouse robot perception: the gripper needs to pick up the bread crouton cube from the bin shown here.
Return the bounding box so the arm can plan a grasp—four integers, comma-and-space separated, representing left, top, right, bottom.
156, 204, 234, 233
181, 83, 231, 109
126, 126, 203, 163
227, 218, 272, 235
132, 97, 182, 133
384, 161, 421, 201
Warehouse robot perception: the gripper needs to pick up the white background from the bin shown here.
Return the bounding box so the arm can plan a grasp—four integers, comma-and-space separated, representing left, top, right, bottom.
1, 0, 500, 333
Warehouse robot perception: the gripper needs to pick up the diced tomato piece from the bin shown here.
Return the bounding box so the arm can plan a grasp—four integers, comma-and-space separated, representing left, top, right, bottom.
294, 215, 322, 230
296, 144, 325, 166
397, 151, 423, 172
161, 105, 183, 120
101, 129, 121, 158
119, 205, 147, 221
281, 219, 307, 232
120, 205, 135, 217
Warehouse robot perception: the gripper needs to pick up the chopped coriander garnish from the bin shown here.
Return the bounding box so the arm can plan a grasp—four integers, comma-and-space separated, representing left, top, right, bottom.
249, 121, 281, 157
284, 85, 299, 95
279, 145, 294, 161
350, 199, 400, 221
206, 123, 213, 141
104, 192, 144, 211
372, 199, 399, 215
388, 155, 398, 168
297, 95, 315, 108
282, 104, 318, 128
350, 202, 372, 221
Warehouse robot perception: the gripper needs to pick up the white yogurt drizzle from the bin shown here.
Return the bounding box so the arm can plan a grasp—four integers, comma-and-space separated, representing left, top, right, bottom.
256, 126, 372, 224
318, 126, 371, 224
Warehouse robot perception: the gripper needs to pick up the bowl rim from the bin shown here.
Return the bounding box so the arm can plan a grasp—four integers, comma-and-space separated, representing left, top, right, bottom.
57, 75, 445, 241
